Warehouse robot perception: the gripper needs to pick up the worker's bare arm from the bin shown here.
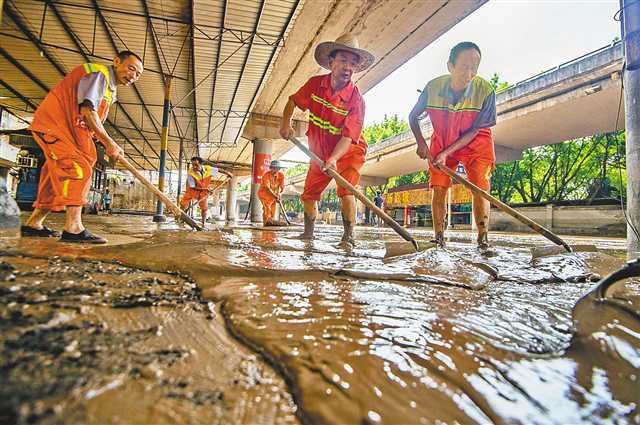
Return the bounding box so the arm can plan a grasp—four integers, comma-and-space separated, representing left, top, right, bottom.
80, 106, 123, 160
409, 101, 429, 161
279, 99, 296, 139
324, 137, 352, 172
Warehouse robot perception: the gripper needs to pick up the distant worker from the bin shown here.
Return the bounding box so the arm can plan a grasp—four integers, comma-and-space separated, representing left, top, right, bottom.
180, 156, 215, 226
373, 191, 384, 226
279, 34, 374, 246
408, 42, 496, 248
258, 160, 285, 226
102, 188, 112, 214
21, 51, 143, 243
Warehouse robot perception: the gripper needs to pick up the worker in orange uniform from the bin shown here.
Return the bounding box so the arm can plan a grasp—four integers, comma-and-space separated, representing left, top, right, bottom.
180, 156, 216, 226
21, 51, 143, 244
279, 34, 375, 246
409, 42, 497, 248
258, 160, 285, 226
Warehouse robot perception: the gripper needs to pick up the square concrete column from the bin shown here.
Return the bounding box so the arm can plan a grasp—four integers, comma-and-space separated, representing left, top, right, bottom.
249, 138, 273, 223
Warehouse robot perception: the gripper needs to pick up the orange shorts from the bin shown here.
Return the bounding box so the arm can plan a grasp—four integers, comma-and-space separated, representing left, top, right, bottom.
429, 154, 494, 191
31, 131, 95, 211
181, 188, 208, 210
301, 150, 365, 201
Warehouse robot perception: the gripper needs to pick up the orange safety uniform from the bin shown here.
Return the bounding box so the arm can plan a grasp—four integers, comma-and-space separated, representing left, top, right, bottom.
258, 169, 285, 222
180, 165, 214, 211
29, 63, 115, 210
417, 75, 497, 190
290, 74, 367, 201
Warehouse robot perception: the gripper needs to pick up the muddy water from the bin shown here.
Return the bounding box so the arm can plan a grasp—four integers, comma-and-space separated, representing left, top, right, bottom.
3, 216, 639, 424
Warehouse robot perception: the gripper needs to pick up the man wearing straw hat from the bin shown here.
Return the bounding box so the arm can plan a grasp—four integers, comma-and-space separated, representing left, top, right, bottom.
279, 34, 375, 246
258, 160, 285, 226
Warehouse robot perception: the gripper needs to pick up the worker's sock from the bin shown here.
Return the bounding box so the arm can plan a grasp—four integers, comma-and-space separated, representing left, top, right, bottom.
298, 213, 315, 239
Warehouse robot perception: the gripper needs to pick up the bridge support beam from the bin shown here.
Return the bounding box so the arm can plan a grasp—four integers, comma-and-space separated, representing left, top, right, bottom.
622, 0, 640, 258
250, 139, 273, 223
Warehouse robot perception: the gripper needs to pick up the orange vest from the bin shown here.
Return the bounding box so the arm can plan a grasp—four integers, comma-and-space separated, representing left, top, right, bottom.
187, 165, 213, 190
30, 63, 115, 164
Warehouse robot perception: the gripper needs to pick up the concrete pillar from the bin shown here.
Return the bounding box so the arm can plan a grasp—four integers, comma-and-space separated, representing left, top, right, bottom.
154, 76, 172, 222
621, 0, 640, 258
226, 175, 238, 222
211, 191, 221, 220
250, 138, 273, 223
546, 204, 554, 229
0, 169, 20, 237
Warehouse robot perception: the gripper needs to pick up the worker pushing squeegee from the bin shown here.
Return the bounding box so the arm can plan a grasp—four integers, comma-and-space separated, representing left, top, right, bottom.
19, 50, 202, 243
279, 34, 375, 247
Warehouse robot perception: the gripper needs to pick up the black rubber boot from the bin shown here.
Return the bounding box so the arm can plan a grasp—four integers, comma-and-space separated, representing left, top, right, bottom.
298, 213, 315, 240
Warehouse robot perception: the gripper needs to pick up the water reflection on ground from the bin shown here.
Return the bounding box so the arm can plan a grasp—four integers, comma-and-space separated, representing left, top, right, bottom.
3, 215, 638, 424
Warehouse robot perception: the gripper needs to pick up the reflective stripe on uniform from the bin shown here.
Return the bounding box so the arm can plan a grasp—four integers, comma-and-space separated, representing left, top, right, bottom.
82, 63, 114, 105
309, 112, 341, 135
311, 94, 348, 116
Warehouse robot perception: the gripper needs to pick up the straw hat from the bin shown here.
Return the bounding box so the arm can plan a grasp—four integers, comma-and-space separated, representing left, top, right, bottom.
314, 34, 375, 73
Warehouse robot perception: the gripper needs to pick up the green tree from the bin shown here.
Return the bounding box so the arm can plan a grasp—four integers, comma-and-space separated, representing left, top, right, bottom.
362, 114, 409, 146
490, 131, 626, 203
489, 73, 510, 93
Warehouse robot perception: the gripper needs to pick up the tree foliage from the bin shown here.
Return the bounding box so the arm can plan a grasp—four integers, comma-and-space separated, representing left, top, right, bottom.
362, 114, 409, 146
491, 131, 626, 203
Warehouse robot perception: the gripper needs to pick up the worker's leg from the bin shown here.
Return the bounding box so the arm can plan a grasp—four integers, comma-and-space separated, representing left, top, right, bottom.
431, 187, 448, 246
464, 157, 494, 247
339, 195, 356, 245
198, 197, 208, 226
64, 206, 84, 233
335, 150, 365, 245
428, 157, 457, 247
25, 208, 51, 229
299, 163, 331, 239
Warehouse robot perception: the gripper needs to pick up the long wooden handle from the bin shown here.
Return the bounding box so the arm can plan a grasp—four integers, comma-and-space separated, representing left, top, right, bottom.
433, 162, 572, 252
278, 199, 292, 225
289, 136, 418, 249
118, 156, 203, 231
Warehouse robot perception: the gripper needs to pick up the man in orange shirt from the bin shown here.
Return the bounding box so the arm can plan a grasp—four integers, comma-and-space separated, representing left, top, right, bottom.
279, 34, 374, 246
258, 160, 285, 226
180, 156, 216, 226
22, 51, 143, 243
409, 42, 496, 248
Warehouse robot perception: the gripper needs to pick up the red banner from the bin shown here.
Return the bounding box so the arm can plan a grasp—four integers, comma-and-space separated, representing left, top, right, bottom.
253, 153, 272, 184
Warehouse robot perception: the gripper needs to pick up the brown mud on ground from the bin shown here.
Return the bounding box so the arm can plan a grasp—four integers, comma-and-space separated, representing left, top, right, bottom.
2, 214, 639, 424
0, 252, 297, 424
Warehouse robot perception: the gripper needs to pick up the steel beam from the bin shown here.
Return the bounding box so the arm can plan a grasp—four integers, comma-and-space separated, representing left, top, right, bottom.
218, 0, 266, 147
47, 1, 162, 170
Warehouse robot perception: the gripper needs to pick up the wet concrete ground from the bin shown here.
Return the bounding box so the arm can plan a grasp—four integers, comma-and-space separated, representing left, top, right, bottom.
1, 213, 638, 424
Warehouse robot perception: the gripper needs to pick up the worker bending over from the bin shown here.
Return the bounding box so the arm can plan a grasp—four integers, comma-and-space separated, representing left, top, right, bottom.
280, 34, 375, 246
22, 51, 143, 243
409, 42, 497, 248
180, 156, 215, 226
258, 160, 285, 226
